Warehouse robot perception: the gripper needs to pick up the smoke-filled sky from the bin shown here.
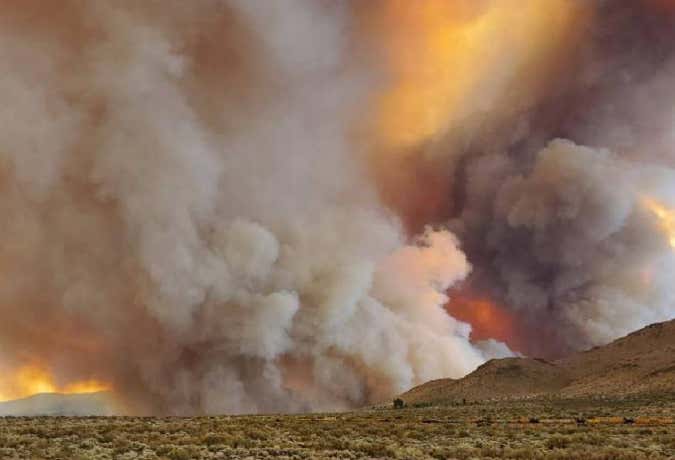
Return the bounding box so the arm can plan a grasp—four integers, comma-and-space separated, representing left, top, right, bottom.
0, 0, 673, 415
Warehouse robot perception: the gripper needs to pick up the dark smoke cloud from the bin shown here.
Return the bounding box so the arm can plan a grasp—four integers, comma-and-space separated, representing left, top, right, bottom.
443, 0, 675, 356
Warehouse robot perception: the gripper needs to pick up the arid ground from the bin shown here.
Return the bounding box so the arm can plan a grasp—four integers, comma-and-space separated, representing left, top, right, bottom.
1, 395, 673, 460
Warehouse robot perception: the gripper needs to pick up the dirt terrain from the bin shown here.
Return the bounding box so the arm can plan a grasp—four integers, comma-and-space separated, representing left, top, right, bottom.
400, 319, 675, 406
0, 396, 673, 459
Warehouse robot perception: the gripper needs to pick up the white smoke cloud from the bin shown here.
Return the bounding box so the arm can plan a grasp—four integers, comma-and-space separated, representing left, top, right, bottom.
0, 1, 503, 414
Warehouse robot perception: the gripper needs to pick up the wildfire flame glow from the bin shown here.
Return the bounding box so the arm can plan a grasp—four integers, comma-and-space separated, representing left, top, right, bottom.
362, 0, 586, 231
643, 197, 675, 248
372, 0, 580, 149
0, 364, 111, 402
446, 294, 522, 353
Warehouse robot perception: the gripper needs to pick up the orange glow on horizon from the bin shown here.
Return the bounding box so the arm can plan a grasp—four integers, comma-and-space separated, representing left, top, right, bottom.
0, 364, 111, 402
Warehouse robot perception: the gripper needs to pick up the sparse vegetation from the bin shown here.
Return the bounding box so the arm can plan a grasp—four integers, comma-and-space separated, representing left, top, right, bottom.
0, 396, 672, 459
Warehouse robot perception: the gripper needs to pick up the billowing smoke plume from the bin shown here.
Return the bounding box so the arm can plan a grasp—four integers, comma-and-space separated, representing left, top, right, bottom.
454, 139, 675, 354
0, 0, 508, 414
0, 0, 674, 414
393, 0, 675, 356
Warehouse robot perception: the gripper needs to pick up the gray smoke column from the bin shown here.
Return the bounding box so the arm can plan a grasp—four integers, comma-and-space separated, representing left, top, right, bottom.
455, 139, 675, 352
440, 0, 675, 356
0, 1, 507, 414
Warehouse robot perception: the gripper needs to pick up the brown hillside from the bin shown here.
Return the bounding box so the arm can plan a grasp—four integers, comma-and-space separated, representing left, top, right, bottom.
400, 358, 571, 405
399, 319, 675, 405
557, 320, 675, 397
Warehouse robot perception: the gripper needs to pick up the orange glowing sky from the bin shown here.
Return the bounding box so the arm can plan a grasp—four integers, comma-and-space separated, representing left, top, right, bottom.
361, 0, 586, 232
372, 0, 581, 149
0, 364, 110, 402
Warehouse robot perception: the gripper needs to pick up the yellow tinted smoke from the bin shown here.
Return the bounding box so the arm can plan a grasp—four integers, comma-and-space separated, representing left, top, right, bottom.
644, 197, 675, 249
375, 0, 580, 149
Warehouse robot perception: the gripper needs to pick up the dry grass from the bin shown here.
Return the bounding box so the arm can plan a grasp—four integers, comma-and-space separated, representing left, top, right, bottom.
0, 395, 673, 459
